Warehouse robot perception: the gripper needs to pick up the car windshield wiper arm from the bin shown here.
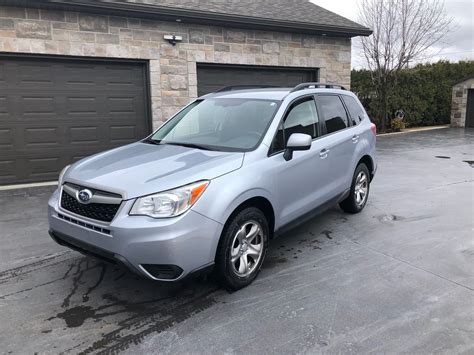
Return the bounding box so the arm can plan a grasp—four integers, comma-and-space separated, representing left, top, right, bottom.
143, 137, 161, 145
143, 138, 217, 151
163, 141, 216, 151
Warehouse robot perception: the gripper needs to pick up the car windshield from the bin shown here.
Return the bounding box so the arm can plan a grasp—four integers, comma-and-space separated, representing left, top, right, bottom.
148, 98, 280, 151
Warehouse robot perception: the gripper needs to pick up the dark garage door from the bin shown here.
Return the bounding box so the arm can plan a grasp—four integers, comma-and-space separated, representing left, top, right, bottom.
0, 56, 150, 185
197, 64, 318, 96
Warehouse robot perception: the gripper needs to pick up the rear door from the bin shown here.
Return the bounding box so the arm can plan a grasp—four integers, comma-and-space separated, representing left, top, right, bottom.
315, 94, 354, 197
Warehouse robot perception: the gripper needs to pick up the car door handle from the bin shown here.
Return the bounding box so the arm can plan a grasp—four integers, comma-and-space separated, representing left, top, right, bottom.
352, 135, 360, 143
319, 149, 329, 159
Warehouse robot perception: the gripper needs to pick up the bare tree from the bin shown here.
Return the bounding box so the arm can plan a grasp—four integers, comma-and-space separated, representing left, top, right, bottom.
358, 0, 452, 131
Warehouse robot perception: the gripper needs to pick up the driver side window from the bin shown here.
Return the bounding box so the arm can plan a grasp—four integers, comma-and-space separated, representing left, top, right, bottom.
271, 97, 319, 153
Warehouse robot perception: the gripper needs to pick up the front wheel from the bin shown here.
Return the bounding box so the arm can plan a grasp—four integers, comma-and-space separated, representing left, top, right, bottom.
215, 207, 269, 291
339, 163, 370, 214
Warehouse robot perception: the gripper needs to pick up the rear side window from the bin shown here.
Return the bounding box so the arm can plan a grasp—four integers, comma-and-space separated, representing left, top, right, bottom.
342, 95, 365, 125
317, 95, 349, 134
271, 97, 319, 153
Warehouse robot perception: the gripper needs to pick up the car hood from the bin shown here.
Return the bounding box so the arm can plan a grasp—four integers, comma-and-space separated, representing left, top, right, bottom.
64, 142, 244, 199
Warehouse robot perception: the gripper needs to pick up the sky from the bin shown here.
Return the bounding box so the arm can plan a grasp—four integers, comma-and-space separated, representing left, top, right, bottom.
311, 0, 474, 69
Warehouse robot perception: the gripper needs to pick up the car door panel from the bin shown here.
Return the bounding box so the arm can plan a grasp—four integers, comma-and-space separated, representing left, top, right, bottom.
270, 138, 331, 227
316, 95, 354, 197
268, 96, 330, 226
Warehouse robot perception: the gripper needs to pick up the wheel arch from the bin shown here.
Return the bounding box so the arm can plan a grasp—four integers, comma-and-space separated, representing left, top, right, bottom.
223, 196, 275, 238
357, 155, 375, 181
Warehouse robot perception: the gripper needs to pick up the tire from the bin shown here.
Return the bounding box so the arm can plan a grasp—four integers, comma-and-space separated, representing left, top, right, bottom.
339, 163, 370, 214
215, 207, 269, 291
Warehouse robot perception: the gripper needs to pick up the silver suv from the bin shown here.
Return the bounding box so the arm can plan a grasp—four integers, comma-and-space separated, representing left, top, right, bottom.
48, 83, 377, 290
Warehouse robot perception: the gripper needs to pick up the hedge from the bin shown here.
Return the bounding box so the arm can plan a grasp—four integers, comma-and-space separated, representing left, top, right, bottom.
351, 61, 474, 128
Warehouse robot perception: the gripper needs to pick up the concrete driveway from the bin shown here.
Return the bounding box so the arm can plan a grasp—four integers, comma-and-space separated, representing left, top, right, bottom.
1, 128, 473, 354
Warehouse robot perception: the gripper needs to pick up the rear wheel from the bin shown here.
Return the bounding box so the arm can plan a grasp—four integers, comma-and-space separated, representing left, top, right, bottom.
339, 163, 370, 214
215, 207, 268, 290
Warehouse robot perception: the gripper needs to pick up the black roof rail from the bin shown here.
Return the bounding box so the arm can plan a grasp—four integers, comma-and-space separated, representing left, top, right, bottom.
215, 85, 280, 93
290, 82, 347, 93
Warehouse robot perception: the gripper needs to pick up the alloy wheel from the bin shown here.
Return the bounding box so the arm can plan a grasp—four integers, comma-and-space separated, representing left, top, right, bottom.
354, 171, 368, 206
230, 220, 264, 277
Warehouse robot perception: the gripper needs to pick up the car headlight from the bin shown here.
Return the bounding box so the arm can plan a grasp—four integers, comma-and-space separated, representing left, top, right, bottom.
130, 180, 209, 218
58, 165, 71, 185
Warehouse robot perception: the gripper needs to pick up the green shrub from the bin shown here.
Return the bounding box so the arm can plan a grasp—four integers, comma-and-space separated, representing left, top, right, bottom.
391, 118, 405, 132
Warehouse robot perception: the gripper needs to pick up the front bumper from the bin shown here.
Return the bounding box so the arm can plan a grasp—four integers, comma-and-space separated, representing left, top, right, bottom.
48, 189, 223, 281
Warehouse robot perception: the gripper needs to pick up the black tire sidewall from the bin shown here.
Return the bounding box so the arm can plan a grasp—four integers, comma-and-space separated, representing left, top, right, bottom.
341, 163, 370, 213
215, 207, 269, 290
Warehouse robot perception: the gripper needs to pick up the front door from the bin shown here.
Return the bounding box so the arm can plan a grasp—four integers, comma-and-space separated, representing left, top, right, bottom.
268, 96, 332, 227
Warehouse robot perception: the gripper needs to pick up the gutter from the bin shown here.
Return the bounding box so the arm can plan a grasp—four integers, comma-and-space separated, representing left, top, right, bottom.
3, 0, 373, 37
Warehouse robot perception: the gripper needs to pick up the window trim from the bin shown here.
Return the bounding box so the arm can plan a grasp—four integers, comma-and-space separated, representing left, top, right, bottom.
267, 95, 322, 157
314, 93, 353, 137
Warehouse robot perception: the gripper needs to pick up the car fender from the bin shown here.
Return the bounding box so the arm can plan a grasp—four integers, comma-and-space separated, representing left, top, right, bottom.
192, 169, 276, 228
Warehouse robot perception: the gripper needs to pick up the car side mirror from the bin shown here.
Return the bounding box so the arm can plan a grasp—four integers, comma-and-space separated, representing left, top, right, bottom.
283, 133, 312, 161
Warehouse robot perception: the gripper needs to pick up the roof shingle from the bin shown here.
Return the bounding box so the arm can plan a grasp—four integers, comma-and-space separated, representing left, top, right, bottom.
8, 0, 372, 36
126, 0, 367, 31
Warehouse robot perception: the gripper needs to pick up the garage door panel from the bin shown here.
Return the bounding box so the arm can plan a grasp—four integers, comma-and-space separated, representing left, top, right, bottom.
0, 56, 150, 185
0, 70, 5, 87
197, 64, 318, 96
18, 63, 55, 87
66, 97, 99, 116
0, 160, 15, 180
24, 127, 60, 147
104, 66, 144, 86
110, 125, 137, 143
0, 128, 13, 149
107, 96, 137, 115
22, 96, 56, 116
0, 96, 7, 116
28, 157, 62, 179
69, 126, 100, 145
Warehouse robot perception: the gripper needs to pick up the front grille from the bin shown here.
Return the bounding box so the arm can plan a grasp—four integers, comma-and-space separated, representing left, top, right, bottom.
61, 191, 120, 222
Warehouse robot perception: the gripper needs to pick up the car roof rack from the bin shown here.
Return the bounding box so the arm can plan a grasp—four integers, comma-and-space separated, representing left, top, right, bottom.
290, 82, 347, 93
215, 85, 281, 93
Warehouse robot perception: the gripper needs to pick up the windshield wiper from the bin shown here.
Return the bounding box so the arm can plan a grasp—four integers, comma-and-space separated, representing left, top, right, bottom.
163, 142, 216, 151
143, 139, 217, 151
143, 138, 161, 145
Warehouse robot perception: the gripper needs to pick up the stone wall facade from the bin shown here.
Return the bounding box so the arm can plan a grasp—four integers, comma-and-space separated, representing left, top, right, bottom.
451, 78, 474, 127
0, 5, 352, 129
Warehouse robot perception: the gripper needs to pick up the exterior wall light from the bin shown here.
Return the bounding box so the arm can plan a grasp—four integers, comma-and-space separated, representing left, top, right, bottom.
164, 35, 183, 46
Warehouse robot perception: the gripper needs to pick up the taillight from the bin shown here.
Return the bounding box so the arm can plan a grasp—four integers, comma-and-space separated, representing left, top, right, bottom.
370, 123, 377, 136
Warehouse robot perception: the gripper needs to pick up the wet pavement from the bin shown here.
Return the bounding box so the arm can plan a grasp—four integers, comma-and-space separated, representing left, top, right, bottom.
0, 128, 473, 354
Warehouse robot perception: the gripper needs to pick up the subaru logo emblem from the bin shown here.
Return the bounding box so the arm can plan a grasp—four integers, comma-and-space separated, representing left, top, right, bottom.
77, 189, 93, 204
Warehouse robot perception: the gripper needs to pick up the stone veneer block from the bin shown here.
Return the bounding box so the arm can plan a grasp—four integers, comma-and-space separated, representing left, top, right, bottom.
78, 14, 108, 32
16, 20, 51, 39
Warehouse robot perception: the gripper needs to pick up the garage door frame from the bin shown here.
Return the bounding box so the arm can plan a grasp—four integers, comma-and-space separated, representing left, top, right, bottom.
0, 52, 153, 185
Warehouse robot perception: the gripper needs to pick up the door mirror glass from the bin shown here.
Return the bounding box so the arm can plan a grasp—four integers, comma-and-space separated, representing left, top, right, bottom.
284, 133, 312, 161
